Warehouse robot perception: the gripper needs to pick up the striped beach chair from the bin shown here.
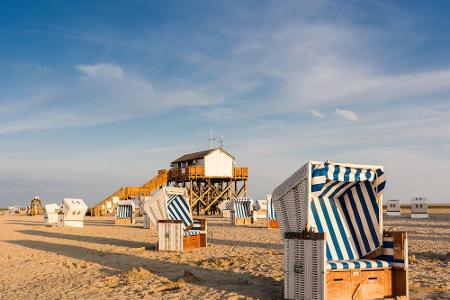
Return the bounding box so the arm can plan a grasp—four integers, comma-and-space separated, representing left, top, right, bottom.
218, 200, 232, 218
115, 200, 136, 224
266, 195, 279, 228
145, 187, 207, 252
272, 161, 408, 300
231, 197, 254, 225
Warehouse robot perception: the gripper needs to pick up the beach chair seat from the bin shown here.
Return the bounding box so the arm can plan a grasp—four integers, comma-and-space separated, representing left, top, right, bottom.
273, 161, 409, 300
326, 259, 391, 270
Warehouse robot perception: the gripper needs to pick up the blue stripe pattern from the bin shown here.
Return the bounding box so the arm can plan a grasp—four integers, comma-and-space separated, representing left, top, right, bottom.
310, 162, 386, 261
191, 220, 202, 231
268, 200, 276, 219
327, 259, 391, 270
377, 236, 405, 268
167, 194, 194, 230
233, 198, 252, 218
117, 205, 133, 218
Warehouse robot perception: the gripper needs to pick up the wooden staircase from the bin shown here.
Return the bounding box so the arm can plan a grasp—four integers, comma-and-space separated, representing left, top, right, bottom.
92, 169, 170, 216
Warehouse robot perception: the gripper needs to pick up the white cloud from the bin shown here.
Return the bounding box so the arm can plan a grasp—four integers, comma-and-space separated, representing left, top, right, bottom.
76, 63, 124, 79
311, 109, 325, 118
334, 108, 358, 121
0, 63, 221, 134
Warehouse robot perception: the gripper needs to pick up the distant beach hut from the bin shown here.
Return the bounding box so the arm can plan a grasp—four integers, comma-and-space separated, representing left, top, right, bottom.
231, 197, 254, 225
115, 200, 136, 225
272, 161, 409, 299
58, 198, 87, 228
44, 203, 60, 226
387, 199, 401, 216
143, 187, 207, 252
411, 197, 428, 218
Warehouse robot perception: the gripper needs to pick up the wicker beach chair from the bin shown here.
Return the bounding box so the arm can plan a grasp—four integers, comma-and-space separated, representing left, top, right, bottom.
58, 198, 87, 228
115, 200, 136, 225
231, 197, 254, 225
44, 203, 60, 226
272, 161, 408, 300
145, 187, 207, 252
410, 197, 428, 218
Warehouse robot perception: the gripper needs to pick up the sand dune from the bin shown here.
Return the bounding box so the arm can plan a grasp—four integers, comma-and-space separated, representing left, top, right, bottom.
0, 214, 448, 299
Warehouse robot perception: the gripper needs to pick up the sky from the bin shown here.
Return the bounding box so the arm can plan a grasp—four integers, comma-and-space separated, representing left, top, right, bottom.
1, 0, 450, 207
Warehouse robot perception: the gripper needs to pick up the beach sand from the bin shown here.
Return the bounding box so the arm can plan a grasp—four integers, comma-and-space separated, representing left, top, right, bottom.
0, 213, 448, 299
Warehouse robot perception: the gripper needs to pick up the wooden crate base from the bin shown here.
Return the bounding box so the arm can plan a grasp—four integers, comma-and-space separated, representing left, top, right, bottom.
268, 219, 280, 228
327, 268, 397, 300
115, 218, 134, 225
183, 234, 207, 252
234, 218, 253, 225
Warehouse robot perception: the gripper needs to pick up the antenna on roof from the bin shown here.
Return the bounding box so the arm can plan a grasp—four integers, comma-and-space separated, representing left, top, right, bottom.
220, 136, 224, 148
208, 129, 217, 149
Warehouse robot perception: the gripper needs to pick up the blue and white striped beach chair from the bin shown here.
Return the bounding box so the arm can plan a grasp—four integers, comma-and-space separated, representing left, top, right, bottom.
272, 161, 408, 300
115, 200, 136, 224
231, 197, 254, 225
149, 187, 207, 252
266, 195, 279, 228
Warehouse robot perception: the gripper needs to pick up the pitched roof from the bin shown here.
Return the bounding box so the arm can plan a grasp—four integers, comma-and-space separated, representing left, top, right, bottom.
171, 148, 235, 163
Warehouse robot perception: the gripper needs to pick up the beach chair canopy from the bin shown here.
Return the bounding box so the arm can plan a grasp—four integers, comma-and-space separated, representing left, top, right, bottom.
232, 197, 253, 218
273, 161, 386, 263
310, 162, 386, 260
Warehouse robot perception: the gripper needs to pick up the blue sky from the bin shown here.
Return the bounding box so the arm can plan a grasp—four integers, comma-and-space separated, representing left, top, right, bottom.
1, 1, 450, 207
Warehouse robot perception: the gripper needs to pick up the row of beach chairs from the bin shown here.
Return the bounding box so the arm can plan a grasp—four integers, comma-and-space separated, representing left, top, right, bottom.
44, 198, 88, 228
38, 159, 409, 299
386, 197, 429, 218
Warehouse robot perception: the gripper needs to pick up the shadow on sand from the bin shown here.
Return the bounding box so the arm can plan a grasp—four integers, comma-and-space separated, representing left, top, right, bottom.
17, 229, 155, 249
7, 239, 281, 299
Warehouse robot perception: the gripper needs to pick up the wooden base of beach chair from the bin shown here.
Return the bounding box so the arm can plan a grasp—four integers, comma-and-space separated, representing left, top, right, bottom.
115, 218, 134, 225
234, 217, 253, 225
327, 268, 393, 300
268, 219, 279, 228
183, 235, 201, 251
392, 268, 408, 297
183, 234, 207, 251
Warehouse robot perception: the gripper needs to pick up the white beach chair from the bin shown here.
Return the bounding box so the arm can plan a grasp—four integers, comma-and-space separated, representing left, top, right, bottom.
58, 198, 87, 228
386, 199, 401, 216
410, 197, 428, 218
144, 187, 207, 252
44, 203, 60, 226
115, 200, 136, 224
272, 161, 408, 300
230, 197, 254, 225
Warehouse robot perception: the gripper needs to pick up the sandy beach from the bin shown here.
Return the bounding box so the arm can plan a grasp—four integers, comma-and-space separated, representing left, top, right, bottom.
0, 213, 449, 299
